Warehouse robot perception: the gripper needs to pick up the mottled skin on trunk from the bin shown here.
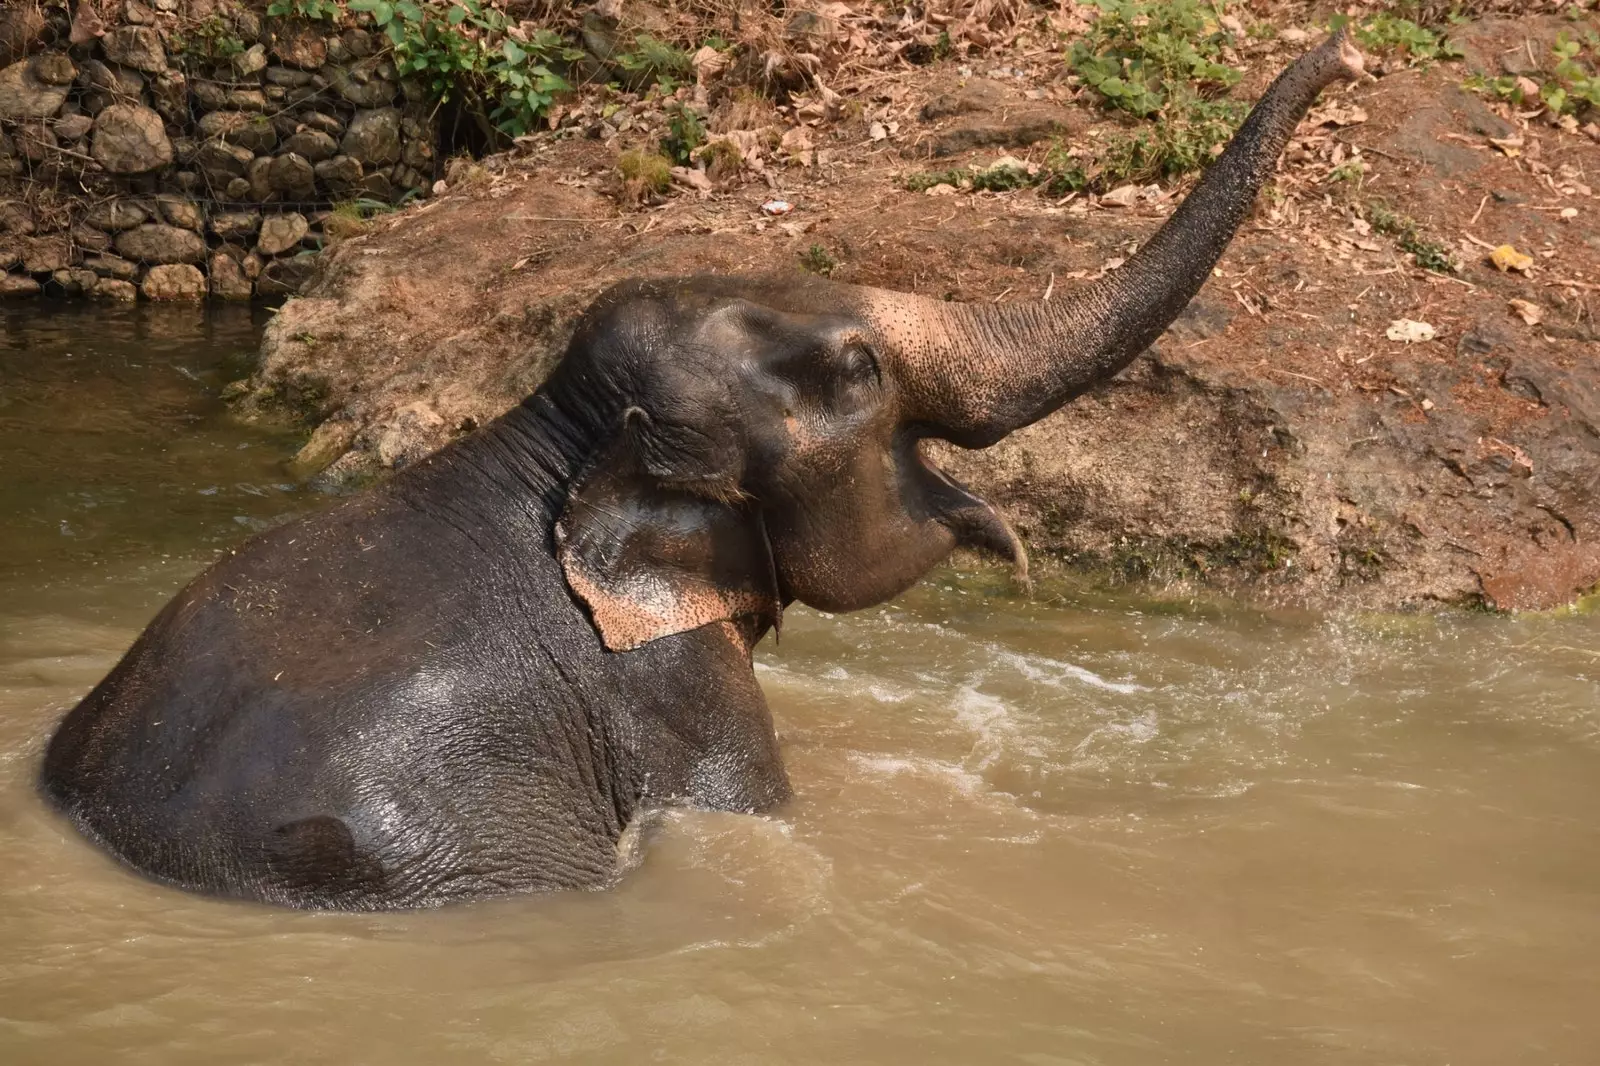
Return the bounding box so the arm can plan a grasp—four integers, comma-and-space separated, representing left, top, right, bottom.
39, 36, 1363, 910
861, 31, 1365, 445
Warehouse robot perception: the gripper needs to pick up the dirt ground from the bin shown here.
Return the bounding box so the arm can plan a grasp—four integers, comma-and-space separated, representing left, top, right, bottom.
245, 2, 1600, 611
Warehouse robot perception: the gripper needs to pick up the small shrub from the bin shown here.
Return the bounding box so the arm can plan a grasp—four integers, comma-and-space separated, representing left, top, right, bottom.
1465, 30, 1600, 116
1366, 200, 1458, 273
1098, 97, 1245, 185
1068, 0, 1240, 120
618, 149, 673, 196
1336, 13, 1463, 65
799, 244, 837, 276
613, 33, 693, 93
168, 16, 246, 63
266, 0, 341, 18
661, 104, 706, 166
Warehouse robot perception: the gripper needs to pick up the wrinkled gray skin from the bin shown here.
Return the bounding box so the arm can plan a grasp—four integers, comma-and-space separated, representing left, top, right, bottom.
41, 36, 1362, 910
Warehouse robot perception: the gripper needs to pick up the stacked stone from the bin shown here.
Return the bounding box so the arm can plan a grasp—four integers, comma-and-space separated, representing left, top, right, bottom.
0, 5, 438, 301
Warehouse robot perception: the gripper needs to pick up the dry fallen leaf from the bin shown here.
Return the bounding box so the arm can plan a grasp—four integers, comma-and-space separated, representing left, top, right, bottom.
925, 183, 958, 196
1099, 185, 1141, 208
1508, 298, 1543, 326
1489, 135, 1524, 158
1386, 319, 1436, 344
868, 121, 888, 142
1490, 244, 1535, 272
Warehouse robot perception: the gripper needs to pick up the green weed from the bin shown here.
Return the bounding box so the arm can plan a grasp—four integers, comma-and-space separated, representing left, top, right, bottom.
617, 149, 672, 194
661, 104, 706, 166
1068, 0, 1240, 119
1366, 200, 1458, 273
1333, 13, 1463, 66
798, 244, 838, 276
613, 33, 693, 93
266, 0, 341, 18
1465, 30, 1600, 116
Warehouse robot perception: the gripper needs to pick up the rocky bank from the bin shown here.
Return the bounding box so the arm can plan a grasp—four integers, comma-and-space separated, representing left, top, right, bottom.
0, 1, 437, 301
222, 6, 1600, 610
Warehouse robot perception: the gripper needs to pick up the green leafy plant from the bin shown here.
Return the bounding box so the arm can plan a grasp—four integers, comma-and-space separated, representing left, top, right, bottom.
1366, 199, 1458, 273
1334, 13, 1463, 65
1069, 0, 1240, 120
169, 16, 246, 62
1464, 30, 1600, 117
1098, 95, 1244, 184
347, 0, 581, 139
661, 103, 706, 165
266, 0, 342, 19
799, 244, 838, 276
613, 33, 693, 93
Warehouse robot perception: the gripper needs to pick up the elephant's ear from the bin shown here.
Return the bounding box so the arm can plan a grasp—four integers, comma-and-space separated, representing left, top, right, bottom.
556, 444, 781, 652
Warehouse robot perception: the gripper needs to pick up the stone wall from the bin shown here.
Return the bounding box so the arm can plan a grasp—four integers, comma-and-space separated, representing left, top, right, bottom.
0, 2, 437, 301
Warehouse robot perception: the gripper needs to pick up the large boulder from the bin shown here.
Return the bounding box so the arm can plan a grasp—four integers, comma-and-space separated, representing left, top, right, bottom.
256, 212, 309, 256
101, 26, 168, 74
268, 152, 316, 198
141, 263, 206, 301
85, 200, 149, 232
0, 58, 69, 120
283, 128, 337, 162
341, 108, 401, 166
91, 104, 173, 174
90, 277, 139, 302
197, 110, 278, 153
0, 274, 43, 298
196, 140, 255, 181
114, 224, 208, 265
31, 53, 77, 87
209, 251, 252, 300
157, 196, 204, 232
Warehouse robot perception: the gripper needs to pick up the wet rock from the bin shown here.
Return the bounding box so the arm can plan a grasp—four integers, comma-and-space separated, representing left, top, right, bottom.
157, 195, 204, 232
141, 263, 206, 300
171, 136, 198, 164
283, 128, 337, 162
255, 255, 316, 297
269, 152, 316, 198
209, 250, 252, 300
84, 253, 140, 280
257, 212, 309, 256
31, 52, 76, 87
299, 110, 345, 137
247, 155, 275, 200
91, 103, 173, 173
314, 154, 362, 191
210, 210, 261, 240
20, 235, 73, 274
90, 277, 138, 301
242, 251, 264, 280
222, 177, 249, 199
341, 107, 400, 166
197, 110, 277, 153
171, 170, 200, 194
115, 223, 207, 264
102, 26, 168, 74
50, 267, 100, 296
266, 65, 312, 87
268, 21, 327, 69
86, 200, 148, 232
0, 274, 43, 297
71, 224, 112, 253
0, 58, 70, 119
234, 43, 268, 77
54, 112, 94, 140
196, 139, 254, 180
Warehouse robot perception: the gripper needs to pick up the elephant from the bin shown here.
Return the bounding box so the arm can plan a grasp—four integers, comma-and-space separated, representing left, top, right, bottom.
40, 33, 1363, 910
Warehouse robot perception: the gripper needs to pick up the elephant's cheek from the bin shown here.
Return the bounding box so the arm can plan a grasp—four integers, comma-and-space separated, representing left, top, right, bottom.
770, 516, 956, 614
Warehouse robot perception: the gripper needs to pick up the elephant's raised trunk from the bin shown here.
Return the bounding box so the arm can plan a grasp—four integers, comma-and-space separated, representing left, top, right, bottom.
867, 31, 1364, 447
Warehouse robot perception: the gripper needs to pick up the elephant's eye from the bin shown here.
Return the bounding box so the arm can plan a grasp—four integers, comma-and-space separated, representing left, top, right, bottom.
840, 344, 879, 388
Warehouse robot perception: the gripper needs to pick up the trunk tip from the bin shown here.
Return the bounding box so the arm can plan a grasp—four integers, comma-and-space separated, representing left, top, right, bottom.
1323, 26, 1368, 82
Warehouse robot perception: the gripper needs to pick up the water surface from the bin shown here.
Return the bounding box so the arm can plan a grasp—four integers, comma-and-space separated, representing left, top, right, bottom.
2, 305, 1597, 1064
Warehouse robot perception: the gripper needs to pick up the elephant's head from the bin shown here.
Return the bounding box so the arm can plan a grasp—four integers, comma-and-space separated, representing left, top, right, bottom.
548, 32, 1363, 651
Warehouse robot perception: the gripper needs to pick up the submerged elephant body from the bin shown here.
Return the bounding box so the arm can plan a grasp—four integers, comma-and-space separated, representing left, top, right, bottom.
41, 36, 1363, 909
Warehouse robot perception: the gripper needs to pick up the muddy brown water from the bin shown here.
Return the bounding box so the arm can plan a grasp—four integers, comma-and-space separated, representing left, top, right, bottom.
1, 305, 1598, 1065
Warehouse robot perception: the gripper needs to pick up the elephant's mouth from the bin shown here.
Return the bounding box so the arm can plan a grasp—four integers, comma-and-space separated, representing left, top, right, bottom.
912, 443, 1031, 591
